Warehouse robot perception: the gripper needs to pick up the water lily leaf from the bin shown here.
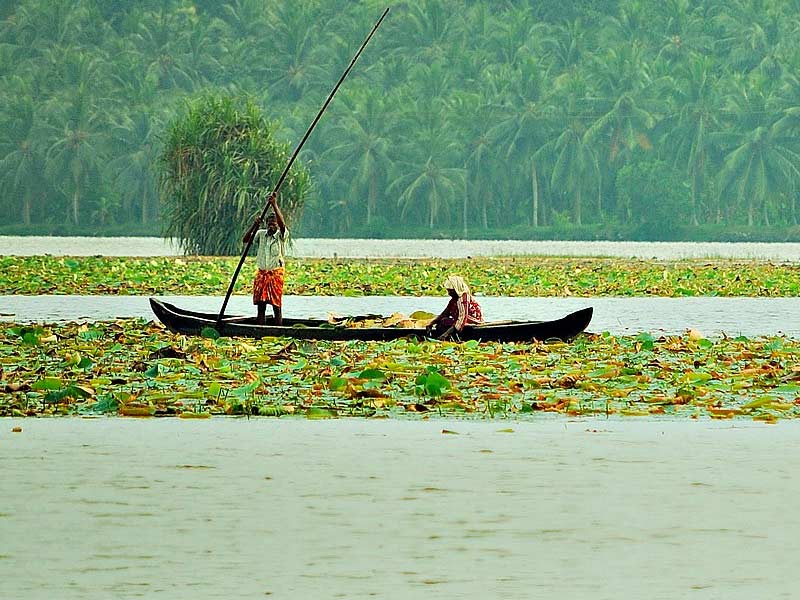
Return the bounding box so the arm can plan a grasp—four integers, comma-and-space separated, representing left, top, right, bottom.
358, 368, 386, 380
179, 411, 211, 419
22, 332, 40, 346
775, 384, 800, 393
89, 395, 119, 414
416, 370, 450, 397
636, 332, 655, 350
78, 329, 103, 341
742, 397, 777, 410
290, 358, 308, 371
231, 381, 259, 399
31, 377, 63, 391
3, 311, 799, 421
306, 407, 334, 419
120, 406, 154, 417
201, 327, 220, 339
328, 376, 347, 391
144, 364, 162, 378
684, 372, 712, 384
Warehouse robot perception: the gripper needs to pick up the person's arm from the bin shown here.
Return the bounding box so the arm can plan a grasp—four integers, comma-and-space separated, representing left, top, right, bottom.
243, 218, 261, 244
438, 325, 456, 340
437, 294, 467, 339
269, 194, 287, 235
425, 302, 450, 335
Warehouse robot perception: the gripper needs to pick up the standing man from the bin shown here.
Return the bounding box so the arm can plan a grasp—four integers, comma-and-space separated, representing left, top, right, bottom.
243, 194, 287, 325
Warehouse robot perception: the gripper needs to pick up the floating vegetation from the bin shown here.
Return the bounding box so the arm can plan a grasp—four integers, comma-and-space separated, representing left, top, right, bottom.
1, 256, 798, 297
1, 320, 798, 421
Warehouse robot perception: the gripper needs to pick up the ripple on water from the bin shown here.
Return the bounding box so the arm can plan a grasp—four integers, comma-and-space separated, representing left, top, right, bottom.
2, 419, 800, 600
3, 294, 799, 336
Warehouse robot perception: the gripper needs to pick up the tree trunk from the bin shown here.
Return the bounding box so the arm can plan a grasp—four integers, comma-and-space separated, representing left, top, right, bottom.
463, 175, 468, 238
596, 175, 602, 216
748, 195, 754, 227
429, 192, 435, 229
367, 174, 376, 226
690, 165, 700, 226
575, 185, 582, 226
531, 160, 539, 227
72, 171, 80, 225
22, 191, 31, 225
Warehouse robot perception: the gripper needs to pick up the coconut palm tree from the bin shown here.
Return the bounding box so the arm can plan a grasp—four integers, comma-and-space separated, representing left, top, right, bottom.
42, 82, 107, 226
657, 53, 722, 225
0, 94, 44, 224
538, 115, 600, 227
391, 98, 465, 229
322, 89, 395, 226
489, 58, 552, 227
107, 109, 162, 223
452, 90, 502, 232
714, 79, 800, 226
262, 1, 320, 103
131, 5, 195, 91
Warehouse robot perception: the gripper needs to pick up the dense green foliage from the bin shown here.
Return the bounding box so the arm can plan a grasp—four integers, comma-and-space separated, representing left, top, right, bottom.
2, 320, 798, 420
2, 255, 799, 297
1, 0, 800, 239
160, 95, 310, 254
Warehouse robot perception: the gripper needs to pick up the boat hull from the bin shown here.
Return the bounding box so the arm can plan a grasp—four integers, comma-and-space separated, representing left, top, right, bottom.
149, 298, 593, 343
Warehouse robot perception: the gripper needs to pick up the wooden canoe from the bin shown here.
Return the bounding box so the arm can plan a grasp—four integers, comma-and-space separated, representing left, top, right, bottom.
150, 298, 592, 343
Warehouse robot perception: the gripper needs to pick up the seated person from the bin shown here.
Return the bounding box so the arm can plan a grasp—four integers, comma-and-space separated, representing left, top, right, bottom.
426, 275, 483, 340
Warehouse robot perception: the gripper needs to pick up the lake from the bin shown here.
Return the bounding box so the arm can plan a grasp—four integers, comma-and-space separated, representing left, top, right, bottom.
2, 418, 798, 600
2, 294, 799, 337
2, 236, 800, 260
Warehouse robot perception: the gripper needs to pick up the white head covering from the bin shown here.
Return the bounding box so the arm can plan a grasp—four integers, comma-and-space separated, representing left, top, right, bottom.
443, 275, 470, 296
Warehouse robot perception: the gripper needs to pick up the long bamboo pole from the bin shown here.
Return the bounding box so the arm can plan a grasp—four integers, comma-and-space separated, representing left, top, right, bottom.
216, 7, 390, 326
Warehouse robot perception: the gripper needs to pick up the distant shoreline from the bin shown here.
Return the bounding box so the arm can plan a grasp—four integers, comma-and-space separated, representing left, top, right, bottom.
2, 236, 800, 260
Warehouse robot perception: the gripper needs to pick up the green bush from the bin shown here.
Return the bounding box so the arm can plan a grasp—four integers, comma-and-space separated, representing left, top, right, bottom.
159, 95, 312, 255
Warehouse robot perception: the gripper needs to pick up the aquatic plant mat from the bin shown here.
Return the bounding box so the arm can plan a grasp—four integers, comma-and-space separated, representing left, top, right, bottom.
2, 256, 799, 296
2, 320, 798, 421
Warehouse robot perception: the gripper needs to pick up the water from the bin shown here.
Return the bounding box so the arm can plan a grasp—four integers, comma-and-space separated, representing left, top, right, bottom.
2, 236, 800, 260
2, 294, 798, 337
1, 418, 798, 600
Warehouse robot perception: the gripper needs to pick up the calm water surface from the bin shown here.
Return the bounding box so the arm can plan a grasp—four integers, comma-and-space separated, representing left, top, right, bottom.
1, 418, 798, 600
2, 294, 798, 337
2, 236, 800, 260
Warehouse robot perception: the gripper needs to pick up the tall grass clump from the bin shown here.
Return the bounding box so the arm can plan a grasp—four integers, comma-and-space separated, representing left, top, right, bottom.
159, 95, 311, 255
